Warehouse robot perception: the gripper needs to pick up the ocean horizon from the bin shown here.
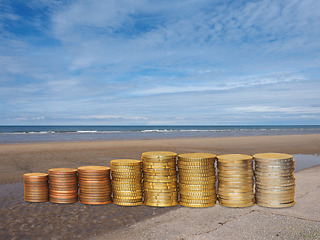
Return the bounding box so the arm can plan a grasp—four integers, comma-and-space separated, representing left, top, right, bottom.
1, 125, 320, 144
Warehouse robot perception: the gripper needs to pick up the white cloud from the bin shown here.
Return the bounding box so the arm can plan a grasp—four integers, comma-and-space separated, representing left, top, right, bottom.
234, 106, 320, 114
1, 0, 320, 124
79, 115, 148, 120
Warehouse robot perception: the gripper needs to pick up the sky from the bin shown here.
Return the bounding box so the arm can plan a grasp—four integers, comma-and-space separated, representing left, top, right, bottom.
0, 0, 319, 125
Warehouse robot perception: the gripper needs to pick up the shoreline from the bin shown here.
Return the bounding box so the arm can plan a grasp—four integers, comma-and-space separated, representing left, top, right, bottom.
1, 134, 320, 185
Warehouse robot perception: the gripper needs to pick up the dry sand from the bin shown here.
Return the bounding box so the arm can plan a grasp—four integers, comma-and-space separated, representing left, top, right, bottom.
0, 134, 320, 239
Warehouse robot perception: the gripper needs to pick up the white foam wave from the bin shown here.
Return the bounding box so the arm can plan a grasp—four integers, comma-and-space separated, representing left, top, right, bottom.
76, 130, 98, 133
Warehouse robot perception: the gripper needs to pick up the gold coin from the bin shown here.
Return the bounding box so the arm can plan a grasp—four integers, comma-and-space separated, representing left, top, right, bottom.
179, 176, 216, 181
144, 198, 178, 203
217, 154, 252, 161
217, 169, 253, 174
178, 163, 213, 168
112, 171, 141, 175
178, 152, 216, 160
144, 175, 176, 179
145, 190, 177, 196
145, 178, 178, 183
219, 201, 254, 208
179, 180, 216, 186
178, 161, 214, 166
144, 188, 178, 193
144, 202, 178, 207
218, 177, 253, 183
142, 171, 177, 176
112, 199, 143, 205
111, 159, 141, 166
113, 189, 143, 194
142, 151, 177, 158
112, 184, 142, 189
78, 166, 110, 172
180, 194, 215, 200
179, 202, 216, 208
111, 165, 141, 170
143, 185, 177, 190
180, 198, 216, 204
143, 161, 176, 166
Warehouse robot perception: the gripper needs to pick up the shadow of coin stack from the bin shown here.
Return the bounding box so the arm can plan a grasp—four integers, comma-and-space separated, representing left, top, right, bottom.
49, 168, 78, 204
78, 166, 112, 205
217, 154, 255, 207
178, 153, 217, 207
142, 151, 178, 207
253, 153, 295, 208
24, 173, 49, 202
111, 159, 143, 206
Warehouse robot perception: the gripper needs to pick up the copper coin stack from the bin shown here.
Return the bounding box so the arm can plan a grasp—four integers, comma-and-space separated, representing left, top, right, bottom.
142, 151, 178, 207
49, 168, 78, 204
253, 153, 295, 208
217, 154, 255, 207
78, 166, 112, 205
24, 173, 49, 202
178, 153, 217, 207
111, 159, 143, 206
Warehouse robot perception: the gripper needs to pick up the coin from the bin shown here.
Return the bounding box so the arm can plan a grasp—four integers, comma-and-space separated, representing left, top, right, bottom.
111, 159, 143, 206
24, 172, 49, 203
49, 168, 78, 204
77, 166, 112, 205
216, 154, 254, 207
180, 202, 216, 208
24, 173, 49, 203
253, 153, 295, 208
142, 151, 178, 207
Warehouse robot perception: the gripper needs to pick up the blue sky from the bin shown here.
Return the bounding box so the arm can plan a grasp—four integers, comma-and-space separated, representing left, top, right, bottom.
0, 0, 319, 125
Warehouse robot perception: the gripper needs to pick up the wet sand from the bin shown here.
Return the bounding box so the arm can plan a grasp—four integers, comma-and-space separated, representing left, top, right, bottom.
0, 134, 320, 239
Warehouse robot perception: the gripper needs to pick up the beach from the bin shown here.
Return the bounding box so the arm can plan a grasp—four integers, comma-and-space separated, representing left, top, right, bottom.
1, 134, 320, 239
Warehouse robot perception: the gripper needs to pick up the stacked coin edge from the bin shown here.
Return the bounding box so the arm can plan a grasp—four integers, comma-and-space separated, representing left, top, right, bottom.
217, 154, 255, 208
111, 159, 143, 206
142, 151, 178, 207
178, 153, 217, 208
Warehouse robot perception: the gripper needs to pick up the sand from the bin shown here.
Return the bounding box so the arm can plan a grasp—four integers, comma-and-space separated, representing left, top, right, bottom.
0, 134, 320, 239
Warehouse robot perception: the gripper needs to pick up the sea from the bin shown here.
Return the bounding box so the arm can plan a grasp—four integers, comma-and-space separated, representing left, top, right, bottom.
0, 125, 320, 144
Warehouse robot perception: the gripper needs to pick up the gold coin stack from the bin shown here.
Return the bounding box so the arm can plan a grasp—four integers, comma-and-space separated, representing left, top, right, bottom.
111, 159, 143, 206
142, 151, 178, 207
49, 168, 78, 204
253, 153, 295, 208
178, 153, 217, 208
24, 173, 49, 202
78, 166, 112, 205
217, 154, 255, 207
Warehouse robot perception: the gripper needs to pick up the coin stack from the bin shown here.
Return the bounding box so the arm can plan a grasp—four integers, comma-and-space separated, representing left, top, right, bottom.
49, 168, 78, 204
111, 159, 143, 206
178, 153, 217, 208
24, 173, 49, 202
78, 166, 112, 205
142, 151, 178, 207
217, 154, 255, 207
253, 153, 295, 208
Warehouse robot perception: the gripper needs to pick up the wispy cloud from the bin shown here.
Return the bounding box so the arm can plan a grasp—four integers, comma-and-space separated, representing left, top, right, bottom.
0, 0, 319, 124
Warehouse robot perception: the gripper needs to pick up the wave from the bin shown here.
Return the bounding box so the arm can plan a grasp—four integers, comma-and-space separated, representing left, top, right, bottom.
2, 131, 56, 135
76, 130, 98, 133
0, 127, 318, 135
